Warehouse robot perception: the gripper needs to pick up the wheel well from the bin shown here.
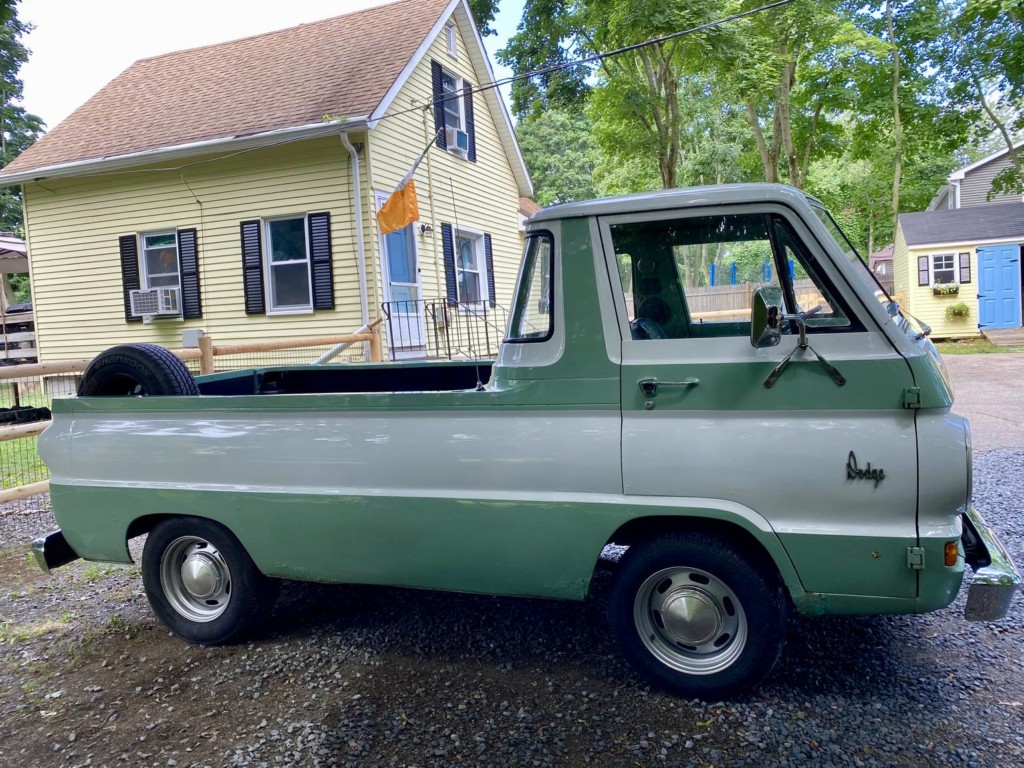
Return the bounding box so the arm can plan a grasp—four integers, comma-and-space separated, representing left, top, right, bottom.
599, 515, 783, 585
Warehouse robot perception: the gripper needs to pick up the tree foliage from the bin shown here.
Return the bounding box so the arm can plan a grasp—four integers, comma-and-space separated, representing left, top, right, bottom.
501, 0, 1017, 251
0, 1, 43, 236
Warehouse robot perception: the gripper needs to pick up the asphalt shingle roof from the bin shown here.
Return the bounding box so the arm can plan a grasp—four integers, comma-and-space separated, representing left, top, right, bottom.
2, 0, 450, 177
899, 203, 1024, 247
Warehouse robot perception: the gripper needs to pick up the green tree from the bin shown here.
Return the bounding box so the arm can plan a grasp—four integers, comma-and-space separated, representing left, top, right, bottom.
468, 0, 500, 36
0, 1, 43, 235
516, 109, 599, 205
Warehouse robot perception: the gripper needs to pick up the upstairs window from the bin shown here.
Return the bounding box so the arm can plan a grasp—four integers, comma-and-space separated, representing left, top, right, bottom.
431, 60, 476, 162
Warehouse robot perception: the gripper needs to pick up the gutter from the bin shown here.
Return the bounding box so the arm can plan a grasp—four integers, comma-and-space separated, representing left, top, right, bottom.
340, 133, 371, 352
0, 118, 369, 186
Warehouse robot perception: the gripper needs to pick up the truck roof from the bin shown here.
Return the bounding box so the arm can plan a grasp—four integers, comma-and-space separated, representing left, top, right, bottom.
529, 183, 820, 224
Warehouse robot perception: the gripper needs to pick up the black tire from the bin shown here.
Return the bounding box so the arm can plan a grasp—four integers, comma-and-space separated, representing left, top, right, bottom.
141, 517, 277, 645
607, 532, 786, 700
78, 343, 200, 397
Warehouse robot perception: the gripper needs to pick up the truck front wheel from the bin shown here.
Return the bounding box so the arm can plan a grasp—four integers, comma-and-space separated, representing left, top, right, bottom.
141, 517, 277, 645
607, 533, 786, 699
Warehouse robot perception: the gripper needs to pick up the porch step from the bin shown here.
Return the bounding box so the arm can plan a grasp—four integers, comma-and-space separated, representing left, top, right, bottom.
982, 328, 1024, 347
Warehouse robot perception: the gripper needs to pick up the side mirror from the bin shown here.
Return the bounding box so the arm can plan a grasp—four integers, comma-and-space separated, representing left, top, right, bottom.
750, 286, 784, 348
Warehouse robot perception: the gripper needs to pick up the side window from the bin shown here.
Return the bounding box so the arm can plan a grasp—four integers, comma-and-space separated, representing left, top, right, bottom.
609, 212, 855, 340
610, 213, 782, 339
507, 234, 553, 342
140, 231, 180, 291
771, 217, 850, 329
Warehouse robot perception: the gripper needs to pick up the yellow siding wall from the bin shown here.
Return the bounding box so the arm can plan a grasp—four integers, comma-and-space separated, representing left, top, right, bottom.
896, 230, 980, 339
367, 21, 524, 319
23, 135, 371, 361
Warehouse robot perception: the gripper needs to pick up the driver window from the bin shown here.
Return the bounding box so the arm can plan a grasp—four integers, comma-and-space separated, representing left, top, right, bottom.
771, 217, 850, 329
611, 214, 782, 339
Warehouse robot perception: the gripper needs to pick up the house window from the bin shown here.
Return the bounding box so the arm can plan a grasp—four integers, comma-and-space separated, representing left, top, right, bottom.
264, 216, 313, 313
240, 213, 333, 316
445, 23, 457, 58
456, 231, 485, 304
140, 231, 181, 291
931, 253, 956, 285
432, 59, 474, 161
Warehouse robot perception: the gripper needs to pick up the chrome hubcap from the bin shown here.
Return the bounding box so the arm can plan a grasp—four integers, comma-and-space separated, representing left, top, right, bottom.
633, 566, 747, 676
160, 536, 232, 623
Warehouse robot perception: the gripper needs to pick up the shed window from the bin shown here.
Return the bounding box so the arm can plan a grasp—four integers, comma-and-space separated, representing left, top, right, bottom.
931, 253, 956, 285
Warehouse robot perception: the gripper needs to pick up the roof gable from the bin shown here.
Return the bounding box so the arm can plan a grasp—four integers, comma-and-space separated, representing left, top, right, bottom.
949, 139, 1024, 181
2, 0, 451, 178
898, 203, 1024, 247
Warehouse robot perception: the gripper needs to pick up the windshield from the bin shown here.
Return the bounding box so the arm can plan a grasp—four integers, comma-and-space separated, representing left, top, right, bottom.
811, 206, 892, 303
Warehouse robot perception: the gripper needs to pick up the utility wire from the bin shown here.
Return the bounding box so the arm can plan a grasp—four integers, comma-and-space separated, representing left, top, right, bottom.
69, 0, 795, 179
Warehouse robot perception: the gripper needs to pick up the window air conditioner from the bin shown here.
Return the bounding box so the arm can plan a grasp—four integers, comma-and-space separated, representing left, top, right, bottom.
130, 287, 181, 319
446, 126, 469, 153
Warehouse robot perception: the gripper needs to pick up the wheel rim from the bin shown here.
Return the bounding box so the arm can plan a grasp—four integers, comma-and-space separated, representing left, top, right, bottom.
633, 566, 747, 676
160, 536, 232, 622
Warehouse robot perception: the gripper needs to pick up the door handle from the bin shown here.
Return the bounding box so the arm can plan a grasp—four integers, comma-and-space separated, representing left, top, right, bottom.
638, 378, 700, 398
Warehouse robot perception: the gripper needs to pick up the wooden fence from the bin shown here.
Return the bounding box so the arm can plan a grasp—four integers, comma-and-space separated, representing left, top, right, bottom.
0, 327, 382, 509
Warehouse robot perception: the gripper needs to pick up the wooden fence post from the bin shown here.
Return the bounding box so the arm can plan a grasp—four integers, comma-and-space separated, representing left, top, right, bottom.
369, 329, 383, 363
198, 334, 215, 375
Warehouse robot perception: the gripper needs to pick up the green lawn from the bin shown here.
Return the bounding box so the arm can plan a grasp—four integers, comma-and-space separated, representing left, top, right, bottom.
933, 338, 1024, 355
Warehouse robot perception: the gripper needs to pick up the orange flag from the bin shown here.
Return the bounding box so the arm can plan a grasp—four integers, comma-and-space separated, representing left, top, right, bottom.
376, 179, 420, 235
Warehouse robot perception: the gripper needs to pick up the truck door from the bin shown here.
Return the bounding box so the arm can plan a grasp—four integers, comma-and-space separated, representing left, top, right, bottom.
599, 205, 920, 600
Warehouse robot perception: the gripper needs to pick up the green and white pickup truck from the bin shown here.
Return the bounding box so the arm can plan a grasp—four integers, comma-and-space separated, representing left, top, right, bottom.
33, 184, 1019, 699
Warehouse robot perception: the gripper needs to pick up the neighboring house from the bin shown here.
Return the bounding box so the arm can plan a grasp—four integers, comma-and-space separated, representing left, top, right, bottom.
868, 243, 892, 288
892, 204, 1024, 337
0, 0, 532, 363
928, 139, 1024, 210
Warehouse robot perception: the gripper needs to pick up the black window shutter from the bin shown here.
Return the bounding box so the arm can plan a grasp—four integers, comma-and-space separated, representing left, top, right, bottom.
431, 60, 446, 149
464, 79, 476, 163
959, 252, 971, 284
917, 256, 929, 286
441, 222, 457, 305
119, 234, 142, 323
240, 220, 265, 315
308, 212, 335, 310
484, 232, 496, 307
176, 228, 202, 319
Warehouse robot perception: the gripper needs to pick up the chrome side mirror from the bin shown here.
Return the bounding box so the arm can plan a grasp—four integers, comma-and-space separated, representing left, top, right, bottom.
750, 286, 784, 348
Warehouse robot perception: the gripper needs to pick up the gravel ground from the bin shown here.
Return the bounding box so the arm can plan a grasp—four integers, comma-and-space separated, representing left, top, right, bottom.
1, 453, 1021, 766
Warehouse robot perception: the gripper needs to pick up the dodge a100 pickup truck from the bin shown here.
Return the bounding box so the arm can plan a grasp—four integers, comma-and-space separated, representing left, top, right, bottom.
33, 184, 1019, 699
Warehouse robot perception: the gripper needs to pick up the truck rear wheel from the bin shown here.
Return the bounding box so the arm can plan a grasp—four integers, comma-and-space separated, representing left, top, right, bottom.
141, 517, 277, 645
607, 532, 785, 699
78, 343, 200, 397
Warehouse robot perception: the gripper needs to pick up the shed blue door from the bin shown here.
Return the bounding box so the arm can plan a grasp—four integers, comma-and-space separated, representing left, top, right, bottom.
978, 244, 1021, 330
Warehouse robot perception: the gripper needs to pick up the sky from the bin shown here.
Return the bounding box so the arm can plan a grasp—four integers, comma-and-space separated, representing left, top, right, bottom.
17, 0, 523, 131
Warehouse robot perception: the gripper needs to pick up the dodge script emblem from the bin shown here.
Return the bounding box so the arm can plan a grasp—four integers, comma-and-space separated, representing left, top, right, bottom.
847, 451, 885, 488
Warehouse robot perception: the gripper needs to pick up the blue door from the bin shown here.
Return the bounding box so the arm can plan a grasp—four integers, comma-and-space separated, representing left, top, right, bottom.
978, 244, 1022, 330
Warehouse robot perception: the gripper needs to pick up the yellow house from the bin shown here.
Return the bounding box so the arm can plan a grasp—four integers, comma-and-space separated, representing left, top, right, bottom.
0, 0, 533, 363
892, 203, 1024, 338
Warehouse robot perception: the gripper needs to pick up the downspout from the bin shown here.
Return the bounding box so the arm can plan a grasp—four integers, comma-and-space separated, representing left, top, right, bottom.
340, 133, 370, 357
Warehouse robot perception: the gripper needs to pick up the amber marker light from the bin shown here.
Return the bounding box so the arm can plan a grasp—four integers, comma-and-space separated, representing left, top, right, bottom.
945, 541, 959, 567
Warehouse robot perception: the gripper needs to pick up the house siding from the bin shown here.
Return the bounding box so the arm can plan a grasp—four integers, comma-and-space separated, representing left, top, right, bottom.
959, 152, 1024, 208
367, 21, 523, 322
23, 134, 371, 362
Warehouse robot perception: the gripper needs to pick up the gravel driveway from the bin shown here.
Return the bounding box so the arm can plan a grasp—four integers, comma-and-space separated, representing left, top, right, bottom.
1, 354, 1022, 767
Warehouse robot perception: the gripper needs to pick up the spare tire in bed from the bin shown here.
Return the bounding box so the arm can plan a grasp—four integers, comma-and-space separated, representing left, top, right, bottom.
78, 343, 200, 397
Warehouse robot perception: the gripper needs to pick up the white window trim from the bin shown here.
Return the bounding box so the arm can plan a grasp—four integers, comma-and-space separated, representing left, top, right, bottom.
138, 229, 183, 320
139, 229, 181, 292
439, 65, 468, 159
453, 225, 488, 309
263, 214, 314, 315
930, 252, 957, 286
445, 23, 458, 59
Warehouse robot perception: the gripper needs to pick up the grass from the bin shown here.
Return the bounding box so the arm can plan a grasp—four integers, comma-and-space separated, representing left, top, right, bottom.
934, 338, 1024, 355
0, 618, 65, 644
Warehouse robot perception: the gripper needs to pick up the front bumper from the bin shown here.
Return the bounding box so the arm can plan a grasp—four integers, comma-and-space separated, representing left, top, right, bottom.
31, 530, 80, 574
963, 507, 1020, 621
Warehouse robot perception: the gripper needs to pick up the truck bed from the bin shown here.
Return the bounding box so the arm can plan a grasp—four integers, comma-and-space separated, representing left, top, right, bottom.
196, 359, 494, 397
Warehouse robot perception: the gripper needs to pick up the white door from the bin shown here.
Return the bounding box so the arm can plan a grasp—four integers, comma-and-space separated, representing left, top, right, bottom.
376, 192, 425, 352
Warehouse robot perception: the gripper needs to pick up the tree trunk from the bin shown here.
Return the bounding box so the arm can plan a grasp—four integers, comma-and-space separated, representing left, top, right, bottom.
887, 1, 903, 235
746, 100, 777, 183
